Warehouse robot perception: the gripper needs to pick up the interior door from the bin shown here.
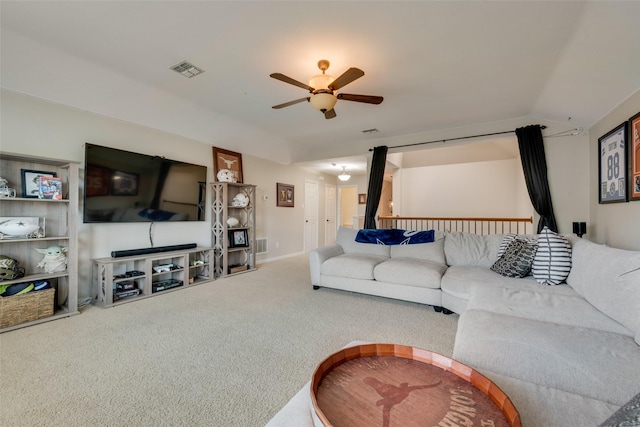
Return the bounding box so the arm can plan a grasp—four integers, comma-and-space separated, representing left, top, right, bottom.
304, 180, 318, 252
324, 183, 336, 245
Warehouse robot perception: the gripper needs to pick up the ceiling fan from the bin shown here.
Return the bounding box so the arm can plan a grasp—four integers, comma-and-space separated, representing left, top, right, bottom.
270, 60, 383, 119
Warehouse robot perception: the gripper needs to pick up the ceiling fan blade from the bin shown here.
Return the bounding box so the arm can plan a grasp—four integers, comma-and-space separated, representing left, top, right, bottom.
272, 97, 310, 109
270, 73, 314, 91
324, 108, 337, 119
328, 67, 364, 91
337, 93, 384, 104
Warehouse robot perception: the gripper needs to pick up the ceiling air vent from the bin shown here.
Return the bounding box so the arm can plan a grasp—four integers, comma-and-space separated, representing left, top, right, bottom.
170, 61, 205, 78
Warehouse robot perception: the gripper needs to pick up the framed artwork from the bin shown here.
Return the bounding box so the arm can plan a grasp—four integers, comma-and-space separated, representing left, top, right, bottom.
85, 164, 111, 197
629, 112, 640, 201
213, 147, 243, 183
111, 171, 138, 196
358, 193, 367, 204
228, 229, 249, 248
38, 176, 63, 200
277, 183, 294, 207
598, 122, 628, 204
21, 169, 56, 198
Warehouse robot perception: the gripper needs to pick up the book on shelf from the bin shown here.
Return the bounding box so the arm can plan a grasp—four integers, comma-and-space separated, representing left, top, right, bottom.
38, 176, 63, 200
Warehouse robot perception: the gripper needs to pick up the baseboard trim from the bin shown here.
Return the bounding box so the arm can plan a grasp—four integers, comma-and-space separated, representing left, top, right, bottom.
258, 251, 305, 264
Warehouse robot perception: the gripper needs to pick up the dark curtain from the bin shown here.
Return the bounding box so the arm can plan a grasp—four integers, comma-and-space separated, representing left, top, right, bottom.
363, 145, 388, 229
516, 125, 558, 233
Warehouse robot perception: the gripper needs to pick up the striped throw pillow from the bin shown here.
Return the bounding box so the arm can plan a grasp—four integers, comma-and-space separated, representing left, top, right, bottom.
497, 234, 538, 259
532, 226, 572, 285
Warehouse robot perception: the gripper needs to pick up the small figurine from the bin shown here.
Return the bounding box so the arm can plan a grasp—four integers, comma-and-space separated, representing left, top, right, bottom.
35, 245, 68, 273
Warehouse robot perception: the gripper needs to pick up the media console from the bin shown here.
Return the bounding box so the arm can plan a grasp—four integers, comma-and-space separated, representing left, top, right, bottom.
92, 246, 214, 308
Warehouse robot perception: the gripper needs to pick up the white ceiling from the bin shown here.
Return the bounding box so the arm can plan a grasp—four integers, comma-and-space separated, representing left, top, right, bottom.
2, 1, 639, 176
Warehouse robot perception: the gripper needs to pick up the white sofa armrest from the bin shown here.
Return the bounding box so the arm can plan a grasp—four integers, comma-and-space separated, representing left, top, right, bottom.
309, 244, 344, 286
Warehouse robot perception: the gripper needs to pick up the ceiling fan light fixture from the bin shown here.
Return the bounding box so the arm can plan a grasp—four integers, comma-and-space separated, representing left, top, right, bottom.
308, 73, 335, 90
309, 92, 337, 112
338, 166, 351, 181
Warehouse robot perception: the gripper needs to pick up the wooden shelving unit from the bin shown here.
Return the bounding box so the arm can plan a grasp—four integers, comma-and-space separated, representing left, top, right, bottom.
92, 247, 214, 308
0, 152, 79, 332
211, 182, 256, 278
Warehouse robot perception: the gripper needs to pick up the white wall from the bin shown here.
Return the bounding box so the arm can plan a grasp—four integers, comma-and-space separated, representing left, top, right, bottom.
1, 90, 329, 299
394, 158, 533, 218
589, 90, 640, 250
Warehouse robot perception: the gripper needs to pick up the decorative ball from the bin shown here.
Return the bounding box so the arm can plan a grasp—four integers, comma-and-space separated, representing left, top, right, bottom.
217, 169, 237, 183
0, 219, 40, 236
231, 193, 249, 207
227, 217, 240, 227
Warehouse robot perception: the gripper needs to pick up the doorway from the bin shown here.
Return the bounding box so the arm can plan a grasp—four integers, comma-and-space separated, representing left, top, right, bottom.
338, 186, 358, 229
304, 180, 318, 252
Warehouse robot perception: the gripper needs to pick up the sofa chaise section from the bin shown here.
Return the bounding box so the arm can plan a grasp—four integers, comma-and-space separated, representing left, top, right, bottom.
453, 236, 640, 426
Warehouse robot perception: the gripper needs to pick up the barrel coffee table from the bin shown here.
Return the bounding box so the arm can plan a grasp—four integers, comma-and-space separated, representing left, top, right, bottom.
310, 343, 521, 427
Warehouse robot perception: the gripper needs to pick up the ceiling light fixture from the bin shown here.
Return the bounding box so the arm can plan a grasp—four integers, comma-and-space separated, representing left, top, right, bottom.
308, 60, 337, 112
338, 166, 351, 182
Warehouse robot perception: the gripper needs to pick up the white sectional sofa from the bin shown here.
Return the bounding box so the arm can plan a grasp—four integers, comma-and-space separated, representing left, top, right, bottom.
307, 227, 640, 426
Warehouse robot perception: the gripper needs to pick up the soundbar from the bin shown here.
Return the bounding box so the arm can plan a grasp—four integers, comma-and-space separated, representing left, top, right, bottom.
111, 243, 197, 258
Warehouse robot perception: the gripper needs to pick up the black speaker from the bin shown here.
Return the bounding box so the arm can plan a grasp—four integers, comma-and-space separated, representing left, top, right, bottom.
111, 243, 197, 258
572, 222, 587, 238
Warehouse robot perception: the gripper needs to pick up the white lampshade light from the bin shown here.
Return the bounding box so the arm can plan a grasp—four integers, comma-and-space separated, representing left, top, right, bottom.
338, 166, 351, 181
308, 72, 338, 112
309, 92, 337, 112
308, 73, 334, 90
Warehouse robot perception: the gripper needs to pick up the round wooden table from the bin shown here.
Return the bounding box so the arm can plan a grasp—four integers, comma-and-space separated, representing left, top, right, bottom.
310, 343, 521, 427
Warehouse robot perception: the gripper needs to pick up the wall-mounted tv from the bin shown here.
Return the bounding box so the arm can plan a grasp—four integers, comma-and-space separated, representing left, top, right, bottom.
83, 143, 207, 223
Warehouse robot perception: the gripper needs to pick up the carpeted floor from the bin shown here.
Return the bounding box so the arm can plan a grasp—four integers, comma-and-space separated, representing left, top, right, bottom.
0, 254, 458, 426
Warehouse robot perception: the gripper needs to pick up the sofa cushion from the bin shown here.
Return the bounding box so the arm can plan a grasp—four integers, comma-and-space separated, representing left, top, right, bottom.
567, 238, 640, 345
321, 254, 387, 280
441, 265, 576, 301
532, 226, 572, 285
444, 232, 504, 267
454, 309, 640, 406
467, 286, 633, 336
389, 238, 445, 264
490, 239, 538, 278
585, 257, 640, 346
336, 227, 390, 258
373, 258, 446, 289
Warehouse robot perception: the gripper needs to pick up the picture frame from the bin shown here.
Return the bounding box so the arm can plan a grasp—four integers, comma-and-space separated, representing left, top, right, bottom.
228, 229, 249, 248
213, 147, 243, 183
85, 164, 111, 197
21, 169, 56, 198
276, 183, 294, 207
598, 122, 628, 204
111, 171, 138, 196
629, 112, 640, 201
358, 193, 367, 204
38, 176, 63, 200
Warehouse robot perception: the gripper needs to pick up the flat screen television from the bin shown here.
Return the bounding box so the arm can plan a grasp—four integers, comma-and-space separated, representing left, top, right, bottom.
83, 143, 207, 223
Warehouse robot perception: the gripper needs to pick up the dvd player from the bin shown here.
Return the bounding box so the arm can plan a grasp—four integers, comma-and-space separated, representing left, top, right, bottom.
152, 279, 183, 293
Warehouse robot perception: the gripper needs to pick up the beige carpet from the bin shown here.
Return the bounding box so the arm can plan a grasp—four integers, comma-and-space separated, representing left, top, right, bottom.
0, 254, 458, 426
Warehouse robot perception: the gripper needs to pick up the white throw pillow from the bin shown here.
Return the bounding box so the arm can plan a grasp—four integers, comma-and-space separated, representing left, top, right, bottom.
532, 226, 572, 285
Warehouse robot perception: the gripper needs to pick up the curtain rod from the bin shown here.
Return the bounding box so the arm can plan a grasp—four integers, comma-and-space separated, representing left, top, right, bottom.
368, 125, 547, 152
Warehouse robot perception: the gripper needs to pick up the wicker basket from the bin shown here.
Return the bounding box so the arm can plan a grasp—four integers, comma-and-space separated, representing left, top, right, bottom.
0, 287, 55, 329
